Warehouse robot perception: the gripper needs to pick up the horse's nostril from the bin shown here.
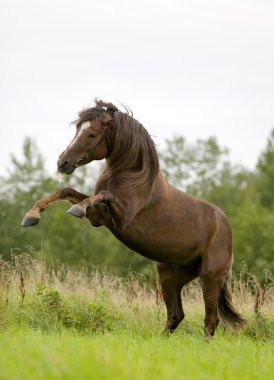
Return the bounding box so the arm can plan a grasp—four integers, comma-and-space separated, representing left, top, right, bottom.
58, 160, 69, 171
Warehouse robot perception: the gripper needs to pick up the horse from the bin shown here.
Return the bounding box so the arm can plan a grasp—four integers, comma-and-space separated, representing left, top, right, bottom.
21, 99, 246, 338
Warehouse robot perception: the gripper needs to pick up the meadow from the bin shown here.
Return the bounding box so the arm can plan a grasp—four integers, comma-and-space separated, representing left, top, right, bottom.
0, 253, 273, 380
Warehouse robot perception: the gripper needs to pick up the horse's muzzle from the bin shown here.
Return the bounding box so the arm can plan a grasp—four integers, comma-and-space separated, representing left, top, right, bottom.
57, 159, 75, 174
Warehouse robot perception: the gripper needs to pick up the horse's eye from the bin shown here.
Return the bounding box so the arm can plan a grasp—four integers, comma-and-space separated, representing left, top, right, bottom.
89, 133, 96, 138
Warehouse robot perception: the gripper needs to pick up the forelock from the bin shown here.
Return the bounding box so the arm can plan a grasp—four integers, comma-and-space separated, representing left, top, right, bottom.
73, 99, 119, 126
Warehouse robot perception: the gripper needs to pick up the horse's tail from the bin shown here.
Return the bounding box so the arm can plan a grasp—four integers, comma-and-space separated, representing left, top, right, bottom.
218, 270, 247, 330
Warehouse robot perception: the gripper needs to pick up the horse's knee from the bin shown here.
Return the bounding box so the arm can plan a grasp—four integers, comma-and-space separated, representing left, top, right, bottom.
59, 187, 75, 199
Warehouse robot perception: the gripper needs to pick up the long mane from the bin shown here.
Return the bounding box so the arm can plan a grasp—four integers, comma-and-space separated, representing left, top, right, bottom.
79, 100, 160, 191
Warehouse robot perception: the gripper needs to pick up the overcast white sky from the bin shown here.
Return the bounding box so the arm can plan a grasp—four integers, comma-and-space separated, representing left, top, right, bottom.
1, 0, 274, 177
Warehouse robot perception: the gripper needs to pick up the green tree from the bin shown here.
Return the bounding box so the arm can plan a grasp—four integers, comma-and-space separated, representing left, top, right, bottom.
256, 128, 274, 209
232, 198, 274, 274
0, 138, 54, 257
159, 135, 232, 197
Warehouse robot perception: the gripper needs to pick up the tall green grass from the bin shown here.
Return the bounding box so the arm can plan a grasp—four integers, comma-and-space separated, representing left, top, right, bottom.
0, 253, 273, 380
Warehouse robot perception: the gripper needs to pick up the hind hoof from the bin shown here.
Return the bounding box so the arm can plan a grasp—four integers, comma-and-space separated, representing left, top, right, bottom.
21, 216, 40, 227
67, 206, 85, 218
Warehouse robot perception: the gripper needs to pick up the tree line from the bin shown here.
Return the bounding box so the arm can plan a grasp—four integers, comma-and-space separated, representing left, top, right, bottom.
0, 130, 273, 279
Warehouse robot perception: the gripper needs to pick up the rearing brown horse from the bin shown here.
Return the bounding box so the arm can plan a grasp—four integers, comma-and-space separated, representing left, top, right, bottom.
21, 99, 246, 337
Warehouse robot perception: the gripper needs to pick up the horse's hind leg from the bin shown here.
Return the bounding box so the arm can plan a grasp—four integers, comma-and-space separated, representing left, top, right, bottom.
200, 271, 228, 338
21, 188, 88, 227
200, 244, 231, 337
199, 210, 234, 338
157, 261, 199, 333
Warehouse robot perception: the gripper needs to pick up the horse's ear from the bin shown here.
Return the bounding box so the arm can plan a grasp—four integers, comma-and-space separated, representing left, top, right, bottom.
106, 119, 114, 128
101, 111, 114, 128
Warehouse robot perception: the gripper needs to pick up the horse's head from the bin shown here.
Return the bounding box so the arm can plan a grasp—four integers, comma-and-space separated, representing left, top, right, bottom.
57, 102, 116, 174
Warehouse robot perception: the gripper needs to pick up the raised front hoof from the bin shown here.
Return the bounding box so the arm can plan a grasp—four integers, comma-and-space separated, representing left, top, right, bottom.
21, 216, 40, 227
67, 206, 85, 218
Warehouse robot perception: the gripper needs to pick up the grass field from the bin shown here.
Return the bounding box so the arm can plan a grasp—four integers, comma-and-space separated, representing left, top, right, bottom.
0, 254, 273, 380
0, 329, 273, 380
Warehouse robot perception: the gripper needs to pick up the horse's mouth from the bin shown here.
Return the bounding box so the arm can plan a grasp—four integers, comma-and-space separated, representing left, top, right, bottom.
58, 157, 89, 174
74, 158, 90, 169
57, 154, 92, 174
58, 166, 75, 175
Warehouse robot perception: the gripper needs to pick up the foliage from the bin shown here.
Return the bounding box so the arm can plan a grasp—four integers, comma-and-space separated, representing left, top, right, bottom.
256, 129, 274, 208
160, 135, 230, 197
0, 254, 273, 336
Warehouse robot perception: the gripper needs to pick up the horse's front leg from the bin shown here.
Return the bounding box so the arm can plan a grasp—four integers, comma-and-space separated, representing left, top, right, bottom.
68, 190, 126, 229
68, 190, 113, 218
21, 188, 89, 227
